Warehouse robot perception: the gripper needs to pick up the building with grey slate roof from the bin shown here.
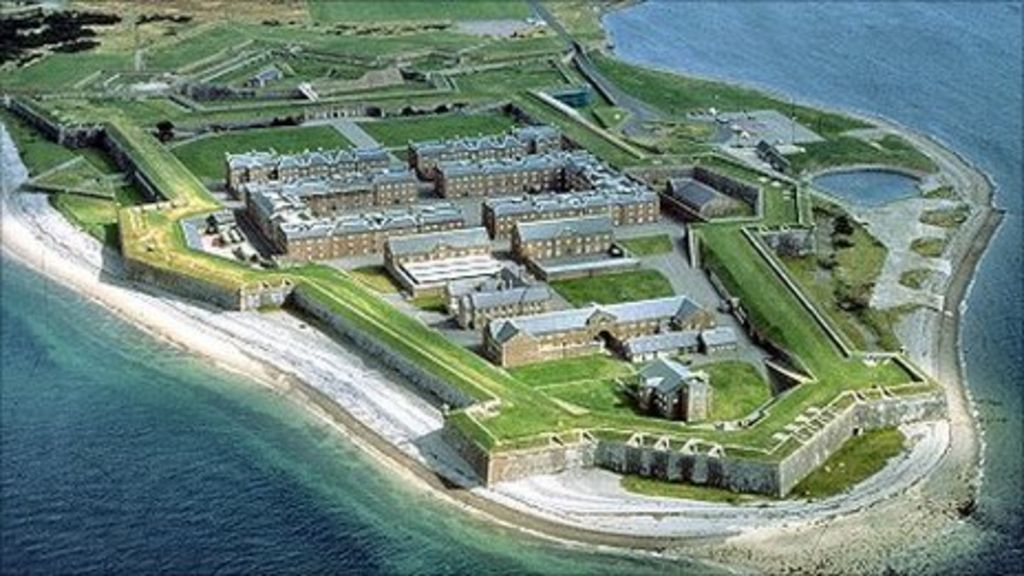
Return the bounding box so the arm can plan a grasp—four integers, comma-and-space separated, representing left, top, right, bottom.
511, 214, 613, 261
699, 326, 739, 353
245, 182, 464, 260
241, 166, 419, 217
435, 153, 567, 198
443, 267, 553, 330
408, 124, 562, 178
664, 166, 759, 221
631, 358, 711, 421
482, 187, 659, 239
226, 146, 393, 192
622, 331, 701, 363
484, 296, 715, 367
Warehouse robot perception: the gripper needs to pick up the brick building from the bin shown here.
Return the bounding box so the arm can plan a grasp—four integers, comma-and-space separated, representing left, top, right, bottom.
482, 189, 659, 238
435, 154, 566, 198
444, 268, 553, 330
632, 358, 711, 422
226, 147, 392, 192
241, 167, 419, 217
408, 124, 561, 178
511, 215, 614, 262
484, 296, 715, 367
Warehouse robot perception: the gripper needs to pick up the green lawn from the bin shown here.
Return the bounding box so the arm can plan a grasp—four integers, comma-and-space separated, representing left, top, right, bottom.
542, 378, 633, 415
787, 135, 937, 175
0, 110, 77, 175
348, 266, 401, 293
780, 203, 897, 351
621, 475, 768, 504
411, 294, 447, 313
551, 269, 675, 307
910, 236, 949, 258
920, 204, 971, 228
791, 428, 906, 499
592, 106, 630, 130
50, 194, 119, 246
455, 63, 570, 97
1, 52, 132, 92
592, 53, 868, 139
308, 0, 530, 22
171, 125, 351, 182
146, 25, 250, 71
510, 355, 634, 388
33, 158, 118, 198
619, 234, 674, 256
899, 268, 932, 289
699, 361, 772, 422
358, 113, 516, 147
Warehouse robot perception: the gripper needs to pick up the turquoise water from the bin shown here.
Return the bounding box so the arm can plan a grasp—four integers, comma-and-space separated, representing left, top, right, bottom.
0, 258, 695, 575
607, 1, 1022, 572
812, 169, 920, 206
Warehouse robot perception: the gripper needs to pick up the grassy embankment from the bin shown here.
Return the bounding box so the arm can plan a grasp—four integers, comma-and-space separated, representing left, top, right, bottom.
590, 54, 936, 175
791, 427, 906, 499
619, 233, 674, 256
171, 125, 352, 183
358, 113, 517, 148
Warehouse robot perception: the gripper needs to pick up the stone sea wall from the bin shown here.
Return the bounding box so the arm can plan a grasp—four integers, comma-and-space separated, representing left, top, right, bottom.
290, 288, 477, 409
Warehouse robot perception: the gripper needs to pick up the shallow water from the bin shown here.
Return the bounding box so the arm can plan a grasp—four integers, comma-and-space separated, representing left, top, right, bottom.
812, 169, 921, 206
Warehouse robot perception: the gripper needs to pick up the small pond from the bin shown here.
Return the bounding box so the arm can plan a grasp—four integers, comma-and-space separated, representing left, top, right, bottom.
812, 169, 920, 206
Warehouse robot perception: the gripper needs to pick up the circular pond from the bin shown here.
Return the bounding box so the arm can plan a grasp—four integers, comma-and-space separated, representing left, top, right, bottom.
812, 169, 920, 206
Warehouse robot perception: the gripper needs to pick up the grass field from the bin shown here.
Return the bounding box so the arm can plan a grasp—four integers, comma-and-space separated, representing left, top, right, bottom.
780, 205, 895, 351
308, 0, 530, 22
348, 266, 400, 293
551, 269, 675, 307
592, 53, 868, 139
592, 106, 630, 130
33, 158, 118, 198
171, 125, 351, 182
510, 355, 634, 388
790, 428, 905, 499
700, 361, 772, 422
911, 236, 949, 258
50, 195, 119, 246
920, 204, 971, 228
619, 234, 674, 256
455, 63, 570, 97
146, 25, 250, 72
787, 135, 937, 175
899, 268, 933, 289
0, 110, 77, 175
357, 113, 516, 147
1, 52, 132, 92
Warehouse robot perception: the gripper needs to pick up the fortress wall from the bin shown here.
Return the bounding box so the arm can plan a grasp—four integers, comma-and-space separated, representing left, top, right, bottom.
290, 288, 477, 409
594, 442, 781, 495
123, 257, 243, 310
486, 440, 598, 484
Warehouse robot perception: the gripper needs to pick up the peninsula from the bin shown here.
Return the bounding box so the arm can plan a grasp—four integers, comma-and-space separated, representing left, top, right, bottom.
0, 1, 1003, 572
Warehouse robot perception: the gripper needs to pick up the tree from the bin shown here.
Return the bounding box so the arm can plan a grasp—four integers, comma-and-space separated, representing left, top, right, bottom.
155, 120, 174, 142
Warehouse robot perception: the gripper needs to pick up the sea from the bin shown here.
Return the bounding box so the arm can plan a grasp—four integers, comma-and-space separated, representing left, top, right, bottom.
2, 2, 1021, 574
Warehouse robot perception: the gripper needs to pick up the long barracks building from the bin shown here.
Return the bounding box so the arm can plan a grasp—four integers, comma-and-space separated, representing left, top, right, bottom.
240, 167, 420, 216
226, 146, 393, 192
484, 296, 716, 367
246, 186, 463, 260
408, 125, 562, 178
483, 188, 658, 238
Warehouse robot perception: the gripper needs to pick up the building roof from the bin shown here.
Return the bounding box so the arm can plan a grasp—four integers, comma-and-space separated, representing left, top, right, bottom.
669, 178, 717, 206
623, 331, 700, 357
487, 296, 705, 344
436, 152, 566, 179
386, 226, 490, 257
484, 188, 656, 218
409, 125, 560, 158
466, 284, 551, 310
637, 358, 707, 395
514, 214, 613, 243
226, 146, 390, 173
700, 326, 738, 348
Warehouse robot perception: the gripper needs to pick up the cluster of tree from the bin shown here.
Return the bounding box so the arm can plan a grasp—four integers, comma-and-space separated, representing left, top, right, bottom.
1, 9, 119, 64
138, 13, 192, 25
